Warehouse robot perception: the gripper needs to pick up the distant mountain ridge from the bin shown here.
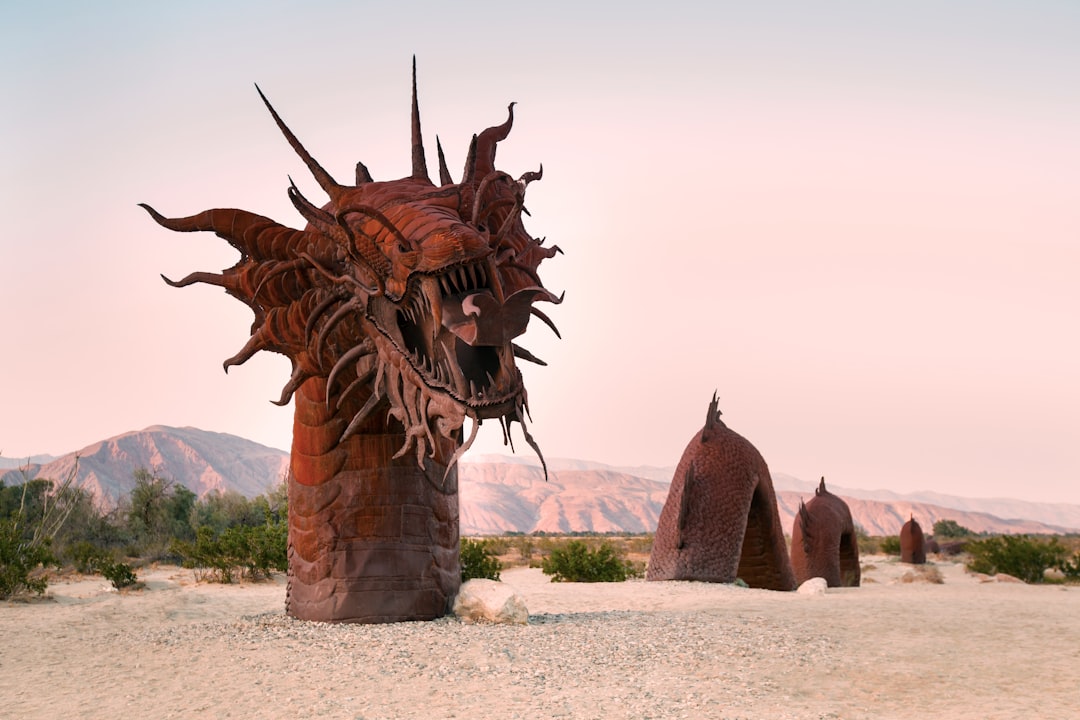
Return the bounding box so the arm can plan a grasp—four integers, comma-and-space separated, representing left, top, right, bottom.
4, 430, 1078, 535
0, 426, 289, 506
458, 458, 1077, 536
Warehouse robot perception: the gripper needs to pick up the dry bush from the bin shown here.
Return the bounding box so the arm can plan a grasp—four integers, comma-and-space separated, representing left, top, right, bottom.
900, 565, 944, 584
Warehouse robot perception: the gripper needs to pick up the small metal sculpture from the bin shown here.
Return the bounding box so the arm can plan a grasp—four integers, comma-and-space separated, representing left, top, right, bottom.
900, 515, 927, 564
790, 478, 861, 587
647, 393, 796, 591
142, 60, 560, 622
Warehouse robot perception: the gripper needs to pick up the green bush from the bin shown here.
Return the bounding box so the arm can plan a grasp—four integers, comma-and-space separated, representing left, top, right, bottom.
933, 519, 973, 538
460, 538, 501, 581
171, 522, 287, 583
65, 540, 113, 574
98, 559, 139, 590
879, 536, 901, 556
0, 461, 81, 598
966, 535, 1068, 583
0, 517, 55, 597
541, 540, 638, 582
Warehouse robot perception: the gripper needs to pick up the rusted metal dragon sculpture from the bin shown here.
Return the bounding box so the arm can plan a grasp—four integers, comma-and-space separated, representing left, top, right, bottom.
141, 61, 560, 622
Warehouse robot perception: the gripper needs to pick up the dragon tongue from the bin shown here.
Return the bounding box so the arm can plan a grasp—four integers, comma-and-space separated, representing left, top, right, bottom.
440, 290, 536, 347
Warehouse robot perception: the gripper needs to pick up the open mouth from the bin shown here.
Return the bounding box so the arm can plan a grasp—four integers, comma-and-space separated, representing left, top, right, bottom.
387, 259, 522, 414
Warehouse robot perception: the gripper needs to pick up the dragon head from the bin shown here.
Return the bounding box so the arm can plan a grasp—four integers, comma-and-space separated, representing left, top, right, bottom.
141, 60, 560, 475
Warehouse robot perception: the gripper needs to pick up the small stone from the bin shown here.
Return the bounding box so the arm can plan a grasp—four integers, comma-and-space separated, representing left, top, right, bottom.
797, 577, 828, 595
452, 579, 529, 625
994, 573, 1024, 584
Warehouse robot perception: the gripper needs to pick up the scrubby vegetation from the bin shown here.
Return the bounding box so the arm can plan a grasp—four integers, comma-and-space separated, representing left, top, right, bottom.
541, 539, 641, 582
459, 538, 502, 582
0, 459, 82, 598
0, 462, 289, 596
964, 534, 1077, 583
933, 519, 974, 538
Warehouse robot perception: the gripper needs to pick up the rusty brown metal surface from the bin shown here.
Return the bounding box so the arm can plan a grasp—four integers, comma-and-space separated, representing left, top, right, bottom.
901, 516, 927, 564
647, 394, 796, 591
790, 478, 861, 587
142, 60, 559, 622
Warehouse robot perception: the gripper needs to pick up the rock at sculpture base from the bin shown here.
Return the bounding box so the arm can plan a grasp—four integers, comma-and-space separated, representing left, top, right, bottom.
647, 393, 796, 591
797, 577, 828, 595
900, 515, 927, 564
790, 477, 861, 587
453, 579, 529, 625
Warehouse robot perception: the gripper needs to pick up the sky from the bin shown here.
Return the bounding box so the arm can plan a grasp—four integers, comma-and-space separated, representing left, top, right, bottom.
2, 1, 1078, 503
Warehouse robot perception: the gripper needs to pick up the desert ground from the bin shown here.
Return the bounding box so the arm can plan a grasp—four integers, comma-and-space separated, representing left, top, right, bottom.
2, 556, 1078, 720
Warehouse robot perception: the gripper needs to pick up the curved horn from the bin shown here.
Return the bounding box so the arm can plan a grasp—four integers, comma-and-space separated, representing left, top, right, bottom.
336, 204, 419, 253
472, 102, 514, 181
255, 84, 344, 202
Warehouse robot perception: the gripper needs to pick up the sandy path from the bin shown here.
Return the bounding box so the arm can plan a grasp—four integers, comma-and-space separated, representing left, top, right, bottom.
1, 558, 1078, 719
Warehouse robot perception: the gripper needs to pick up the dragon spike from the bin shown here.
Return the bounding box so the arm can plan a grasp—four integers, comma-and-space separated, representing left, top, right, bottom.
473, 102, 515, 181
255, 84, 344, 202
436, 136, 453, 186
410, 57, 430, 182
461, 134, 479, 187
702, 391, 722, 442
514, 405, 548, 482
355, 161, 373, 185
287, 177, 337, 229
443, 414, 480, 482
520, 164, 543, 186
272, 361, 310, 407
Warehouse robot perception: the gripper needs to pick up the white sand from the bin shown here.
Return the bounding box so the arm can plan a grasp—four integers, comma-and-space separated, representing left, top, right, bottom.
2, 557, 1078, 719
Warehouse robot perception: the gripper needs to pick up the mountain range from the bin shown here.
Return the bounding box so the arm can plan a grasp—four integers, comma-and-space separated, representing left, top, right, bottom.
3, 426, 1078, 535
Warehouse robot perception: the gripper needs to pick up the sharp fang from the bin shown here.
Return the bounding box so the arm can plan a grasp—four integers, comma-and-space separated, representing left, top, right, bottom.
512, 343, 547, 366
340, 389, 384, 442
441, 340, 469, 396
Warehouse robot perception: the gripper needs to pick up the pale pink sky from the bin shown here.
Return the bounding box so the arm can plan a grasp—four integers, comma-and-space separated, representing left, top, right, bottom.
2, 2, 1078, 503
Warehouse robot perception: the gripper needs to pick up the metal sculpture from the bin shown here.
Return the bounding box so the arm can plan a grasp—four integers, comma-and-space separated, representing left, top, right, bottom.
790, 477, 860, 587
900, 515, 927, 564
141, 61, 560, 622
647, 393, 796, 591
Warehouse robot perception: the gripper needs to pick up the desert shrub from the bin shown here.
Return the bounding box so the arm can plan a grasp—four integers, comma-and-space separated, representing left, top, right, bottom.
65, 540, 113, 574
933, 519, 973, 538
241, 522, 288, 579
541, 540, 638, 582
966, 535, 1068, 584
172, 522, 287, 583
0, 461, 81, 598
124, 469, 197, 559
0, 516, 55, 597
879, 536, 901, 556
512, 536, 536, 564
460, 538, 502, 582
98, 558, 139, 590
625, 534, 654, 555
900, 565, 944, 584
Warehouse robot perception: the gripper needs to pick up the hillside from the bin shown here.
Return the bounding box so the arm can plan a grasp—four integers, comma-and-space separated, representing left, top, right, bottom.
0, 426, 289, 506
458, 459, 1076, 536
4, 430, 1077, 536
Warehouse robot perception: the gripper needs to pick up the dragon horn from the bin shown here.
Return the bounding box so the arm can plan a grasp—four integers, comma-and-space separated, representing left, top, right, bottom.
436, 136, 453, 186
472, 102, 514, 181
410, 56, 430, 182
255, 84, 344, 203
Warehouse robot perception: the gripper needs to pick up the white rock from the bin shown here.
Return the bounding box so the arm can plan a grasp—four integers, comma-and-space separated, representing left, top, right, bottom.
797, 577, 828, 595
453, 579, 529, 625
